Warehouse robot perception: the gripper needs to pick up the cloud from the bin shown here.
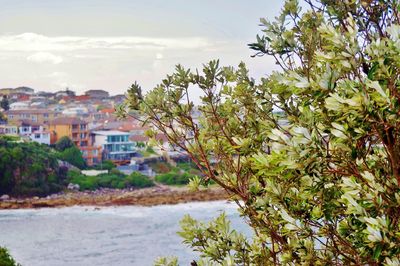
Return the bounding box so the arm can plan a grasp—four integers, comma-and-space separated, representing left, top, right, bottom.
0, 32, 214, 52
26, 52, 63, 64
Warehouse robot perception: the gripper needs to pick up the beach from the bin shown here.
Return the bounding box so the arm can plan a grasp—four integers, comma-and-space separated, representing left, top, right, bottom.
0, 186, 229, 209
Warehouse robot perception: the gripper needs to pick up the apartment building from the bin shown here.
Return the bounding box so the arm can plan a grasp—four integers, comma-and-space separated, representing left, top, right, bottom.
92, 130, 136, 163
49, 117, 101, 166
5, 109, 59, 124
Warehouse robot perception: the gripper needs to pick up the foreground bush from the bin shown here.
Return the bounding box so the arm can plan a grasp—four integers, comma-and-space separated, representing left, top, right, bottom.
125, 0, 400, 264
0, 247, 20, 266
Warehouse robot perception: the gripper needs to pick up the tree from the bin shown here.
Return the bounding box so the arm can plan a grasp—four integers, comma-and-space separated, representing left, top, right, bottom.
126, 0, 400, 264
0, 111, 6, 122
0, 95, 9, 111
0, 136, 63, 196
57, 146, 86, 169
55, 136, 74, 151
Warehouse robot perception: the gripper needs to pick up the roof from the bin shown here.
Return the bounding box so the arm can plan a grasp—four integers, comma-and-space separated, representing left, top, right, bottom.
5, 109, 56, 115
130, 133, 168, 142
99, 108, 115, 114
14, 120, 42, 127
50, 117, 86, 125
74, 95, 90, 101
92, 130, 130, 136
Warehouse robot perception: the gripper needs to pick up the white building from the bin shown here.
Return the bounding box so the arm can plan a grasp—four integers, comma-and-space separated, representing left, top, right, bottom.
92, 130, 136, 161
29, 131, 51, 145
9, 101, 30, 110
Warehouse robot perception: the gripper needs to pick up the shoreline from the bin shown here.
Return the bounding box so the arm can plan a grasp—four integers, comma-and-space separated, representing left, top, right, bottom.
0, 186, 229, 209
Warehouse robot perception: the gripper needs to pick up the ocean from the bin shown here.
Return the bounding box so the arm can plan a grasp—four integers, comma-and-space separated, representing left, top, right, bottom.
0, 201, 249, 266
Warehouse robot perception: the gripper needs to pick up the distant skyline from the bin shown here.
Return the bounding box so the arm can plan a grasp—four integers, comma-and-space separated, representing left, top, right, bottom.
0, 0, 284, 96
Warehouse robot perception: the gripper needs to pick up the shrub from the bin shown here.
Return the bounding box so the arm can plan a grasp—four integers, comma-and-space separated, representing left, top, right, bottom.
148, 161, 171, 173
57, 146, 86, 169
67, 170, 154, 190
126, 172, 154, 188
155, 172, 191, 185
93, 160, 116, 171
0, 247, 19, 266
128, 0, 400, 263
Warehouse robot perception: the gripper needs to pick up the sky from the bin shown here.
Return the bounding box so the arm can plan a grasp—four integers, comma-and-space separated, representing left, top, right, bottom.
0, 0, 284, 96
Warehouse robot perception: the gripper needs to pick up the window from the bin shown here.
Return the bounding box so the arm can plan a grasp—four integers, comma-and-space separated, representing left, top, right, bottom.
35, 134, 40, 139
43, 113, 49, 118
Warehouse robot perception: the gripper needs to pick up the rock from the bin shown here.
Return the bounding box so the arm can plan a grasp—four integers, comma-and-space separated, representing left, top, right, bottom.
0, 194, 10, 201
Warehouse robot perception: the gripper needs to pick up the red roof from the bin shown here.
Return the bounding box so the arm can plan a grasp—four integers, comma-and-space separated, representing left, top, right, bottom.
99, 108, 115, 114
74, 95, 90, 101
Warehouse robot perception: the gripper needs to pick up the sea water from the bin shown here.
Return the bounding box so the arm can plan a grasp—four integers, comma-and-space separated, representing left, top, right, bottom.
0, 201, 249, 266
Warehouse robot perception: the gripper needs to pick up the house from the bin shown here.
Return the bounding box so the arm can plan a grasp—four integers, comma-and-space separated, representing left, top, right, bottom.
16, 120, 44, 136
5, 109, 59, 124
62, 106, 88, 117
92, 130, 136, 163
29, 130, 51, 145
14, 120, 50, 145
0, 124, 18, 135
14, 86, 34, 95
0, 88, 13, 96
9, 102, 30, 110
49, 117, 101, 166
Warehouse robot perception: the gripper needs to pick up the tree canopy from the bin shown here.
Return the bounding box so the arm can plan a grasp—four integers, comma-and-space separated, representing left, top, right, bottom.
0, 136, 66, 196
0, 96, 9, 111
125, 0, 400, 264
55, 136, 74, 152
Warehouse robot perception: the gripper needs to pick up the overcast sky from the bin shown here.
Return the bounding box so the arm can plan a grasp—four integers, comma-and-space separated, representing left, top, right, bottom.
0, 0, 284, 96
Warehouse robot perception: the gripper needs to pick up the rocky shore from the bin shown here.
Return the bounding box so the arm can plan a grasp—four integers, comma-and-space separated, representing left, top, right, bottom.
0, 186, 229, 209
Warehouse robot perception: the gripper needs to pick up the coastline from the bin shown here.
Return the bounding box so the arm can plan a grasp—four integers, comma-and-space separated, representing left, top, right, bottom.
0, 186, 229, 209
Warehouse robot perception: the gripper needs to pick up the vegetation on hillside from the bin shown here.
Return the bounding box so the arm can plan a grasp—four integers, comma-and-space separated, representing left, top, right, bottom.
153, 162, 202, 185
56, 146, 86, 169
127, 0, 400, 264
0, 136, 66, 196
67, 170, 154, 190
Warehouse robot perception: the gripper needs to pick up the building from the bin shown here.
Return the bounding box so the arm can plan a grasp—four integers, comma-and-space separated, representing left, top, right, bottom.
49, 117, 101, 166
0, 124, 18, 135
5, 109, 59, 124
0, 88, 13, 96
9, 102, 30, 110
85, 89, 109, 99
29, 130, 51, 145
16, 120, 44, 136
13, 86, 34, 95
92, 130, 136, 163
